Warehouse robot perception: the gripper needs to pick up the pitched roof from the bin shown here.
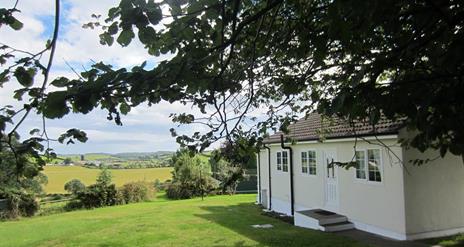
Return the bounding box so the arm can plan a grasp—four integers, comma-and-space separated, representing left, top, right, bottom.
263, 113, 403, 144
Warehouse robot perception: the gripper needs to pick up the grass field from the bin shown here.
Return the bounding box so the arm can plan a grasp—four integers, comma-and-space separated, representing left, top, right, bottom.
43, 166, 173, 193
0, 194, 364, 247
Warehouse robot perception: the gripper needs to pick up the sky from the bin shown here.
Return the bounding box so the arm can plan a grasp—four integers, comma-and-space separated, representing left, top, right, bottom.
0, 0, 212, 154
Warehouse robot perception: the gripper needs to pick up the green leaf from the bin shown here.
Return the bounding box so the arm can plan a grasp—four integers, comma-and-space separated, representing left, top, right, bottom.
99, 33, 114, 46
117, 28, 135, 47
73, 92, 96, 114
29, 128, 41, 135
119, 102, 131, 115
42, 91, 69, 118
46, 39, 52, 49
187, 1, 204, 14
138, 26, 157, 44
13, 88, 28, 100
58, 128, 88, 144
108, 22, 119, 35
108, 7, 119, 18
146, 2, 162, 25
9, 18, 23, 30
0, 70, 9, 85
14, 67, 35, 87
50, 77, 70, 87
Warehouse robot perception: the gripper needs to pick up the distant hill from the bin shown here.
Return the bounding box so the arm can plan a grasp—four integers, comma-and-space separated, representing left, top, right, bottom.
59, 151, 174, 160
113, 151, 174, 160
52, 151, 175, 169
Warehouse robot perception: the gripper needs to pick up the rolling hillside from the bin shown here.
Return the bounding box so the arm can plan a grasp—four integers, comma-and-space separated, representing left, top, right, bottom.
43, 166, 173, 193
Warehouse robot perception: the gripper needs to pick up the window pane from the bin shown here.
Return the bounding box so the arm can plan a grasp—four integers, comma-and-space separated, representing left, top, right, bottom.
308, 151, 316, 175
277, 152, 282, 170
282, 151, 288, 172
368, 149, 380, 160
308, 150, 316, 160
368, 149, 381, 182
309, 166, 316, 175
301, 152, 308, 173
355, 151, 366, 179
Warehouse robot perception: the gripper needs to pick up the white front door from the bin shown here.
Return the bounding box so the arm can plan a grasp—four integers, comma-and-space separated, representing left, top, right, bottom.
324, 150, 339, 211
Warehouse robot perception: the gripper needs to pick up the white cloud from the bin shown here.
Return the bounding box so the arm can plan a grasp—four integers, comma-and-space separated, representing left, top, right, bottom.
0, 0, 230, 153
15, 0, 55, 16
47, 126, 170, 143
124, 101, 201, 126
46, 126, 177, 153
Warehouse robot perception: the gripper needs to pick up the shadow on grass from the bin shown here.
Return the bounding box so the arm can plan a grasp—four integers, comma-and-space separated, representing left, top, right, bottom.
421, 234, 464, 247
195, 202, 364, 247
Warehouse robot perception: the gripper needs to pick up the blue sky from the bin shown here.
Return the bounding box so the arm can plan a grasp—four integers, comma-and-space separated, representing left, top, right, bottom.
0, 0, 209, 154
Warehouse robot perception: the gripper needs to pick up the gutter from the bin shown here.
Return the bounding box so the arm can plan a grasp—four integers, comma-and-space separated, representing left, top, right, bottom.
280, 134, 294, 216
264, 132, 398, 145
263, 144, 272, 210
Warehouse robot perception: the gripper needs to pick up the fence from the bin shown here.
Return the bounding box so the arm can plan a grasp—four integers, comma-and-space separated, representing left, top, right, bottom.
236, 169, 257, 193
0, 199, 7, 211
39, 198, 72, 205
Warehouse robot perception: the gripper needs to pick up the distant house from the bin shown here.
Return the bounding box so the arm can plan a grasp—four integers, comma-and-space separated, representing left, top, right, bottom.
257, 113, 464, 240
85, 161, 101, 167
60, 160, 74, 166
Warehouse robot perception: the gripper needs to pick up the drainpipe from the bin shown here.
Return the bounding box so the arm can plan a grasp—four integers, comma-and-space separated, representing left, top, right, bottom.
263, 144, 272, 210
280, 134, 294, 216
257, 149, 261, 204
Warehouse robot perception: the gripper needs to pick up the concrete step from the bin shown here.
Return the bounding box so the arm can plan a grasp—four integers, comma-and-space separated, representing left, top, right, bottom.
296, 209, 347, 225
321, 221, 354, 232
295, 209, 354, 232
319, 215, 347, 225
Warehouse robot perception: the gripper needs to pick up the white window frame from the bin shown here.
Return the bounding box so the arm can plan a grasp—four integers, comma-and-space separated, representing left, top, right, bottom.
301, 150, 317, 176
276, 151, 289, 172
282, 151, 289, 172
354, 149, 383, 184
301, 151, 308, 174
354, 150, 367, 180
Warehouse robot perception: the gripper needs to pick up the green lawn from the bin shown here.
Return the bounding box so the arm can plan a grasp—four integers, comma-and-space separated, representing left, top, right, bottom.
43, 166, 173, 193
421, 234, 464, 247
0, 194, 364, 247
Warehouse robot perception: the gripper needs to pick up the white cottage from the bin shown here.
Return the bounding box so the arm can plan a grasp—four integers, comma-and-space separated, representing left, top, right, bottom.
257, 113, 464, 240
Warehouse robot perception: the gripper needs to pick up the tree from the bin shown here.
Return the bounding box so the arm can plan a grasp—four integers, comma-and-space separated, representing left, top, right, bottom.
209, 156, 242, 194
209, 137, 256, 194
64, 179, 85, 195
0, 137, 46, 218
96, 168, 112, 187
0, 136, 47, 195
1, 0, 463, 167
63, 158, 72, 165
166, 151, 217, 199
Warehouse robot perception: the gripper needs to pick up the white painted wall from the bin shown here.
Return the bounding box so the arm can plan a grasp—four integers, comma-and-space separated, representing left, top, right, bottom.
401, 131, 464, 239
335, 139, 407, 239
264, 145, 291, 215
258, 149, 269, 208
261, 137, 408, 239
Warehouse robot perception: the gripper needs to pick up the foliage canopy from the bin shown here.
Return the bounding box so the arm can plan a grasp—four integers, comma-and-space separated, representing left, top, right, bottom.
0, 0, 463, 165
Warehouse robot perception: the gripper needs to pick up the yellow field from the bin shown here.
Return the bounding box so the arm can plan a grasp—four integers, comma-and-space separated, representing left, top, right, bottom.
43, 166, 173, 194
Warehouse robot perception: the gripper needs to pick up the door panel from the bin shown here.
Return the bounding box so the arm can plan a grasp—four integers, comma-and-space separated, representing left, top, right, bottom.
324, 150, 339, 211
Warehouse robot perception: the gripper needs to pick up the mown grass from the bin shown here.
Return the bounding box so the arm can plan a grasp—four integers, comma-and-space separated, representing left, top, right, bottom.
422, 234, 464, 247
0, 194, 365, 247
43, 166, 173, 193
